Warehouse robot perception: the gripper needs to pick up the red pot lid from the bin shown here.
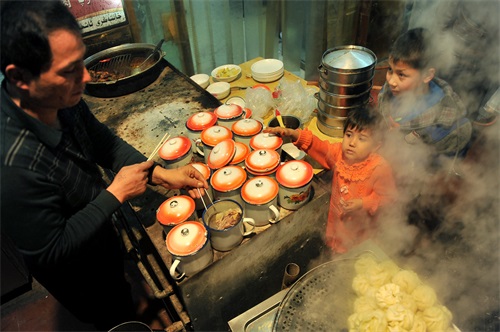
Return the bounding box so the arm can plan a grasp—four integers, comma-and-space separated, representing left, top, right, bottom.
186, 111, 218, 131
241, 176, 279, 205
231, 118, 263, 137
157, 195, 196, 226
166, 221, 208, 256
190, 162, 211, 180
200, 125, 233, 147
211, 166, 247, 192
229, 142, 250, 165
245, 149, 281, 173
214, 104, 243, 120
207, 139, 236, 170
158, 136, 192, 161
249, 133, 283, 151
276, 160, 314, 188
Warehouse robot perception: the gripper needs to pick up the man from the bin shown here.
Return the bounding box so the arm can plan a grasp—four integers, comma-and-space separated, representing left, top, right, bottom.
0, 1, 207, 329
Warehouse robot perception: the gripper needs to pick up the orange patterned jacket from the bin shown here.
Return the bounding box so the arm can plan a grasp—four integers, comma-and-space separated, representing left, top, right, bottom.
295, 128, 397, 253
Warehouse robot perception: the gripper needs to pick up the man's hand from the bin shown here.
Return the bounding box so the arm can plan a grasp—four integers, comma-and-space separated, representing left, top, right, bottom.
107, 160, 153, 203
151, 165, 209, 198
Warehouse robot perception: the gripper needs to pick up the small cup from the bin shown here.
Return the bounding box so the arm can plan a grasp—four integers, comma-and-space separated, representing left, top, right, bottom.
202, 199, 255, 252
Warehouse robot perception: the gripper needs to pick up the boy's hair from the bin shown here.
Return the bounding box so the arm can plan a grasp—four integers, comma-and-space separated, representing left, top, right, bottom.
1, 0, 82, 77
389, 28, 431, 70
343, 107, 384, 140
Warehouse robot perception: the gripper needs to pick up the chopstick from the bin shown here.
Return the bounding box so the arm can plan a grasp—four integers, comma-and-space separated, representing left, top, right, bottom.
147, 132, 170, 161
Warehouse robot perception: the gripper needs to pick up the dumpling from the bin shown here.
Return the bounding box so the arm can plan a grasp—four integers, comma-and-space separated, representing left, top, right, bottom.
386, 303, 415, 331
379, 260, 400, 279
392, 269, 422, 294
422, 305, 453, 332
399, 292, 418, 313
412, 284, 437, 311
375, 283, 401, 309
410, 313, 427, 332
354, 254, 379, 275
352, 274, 376, 296
348, 310, 388, 332
367, 263, 392, 288
354, 296, 378, 313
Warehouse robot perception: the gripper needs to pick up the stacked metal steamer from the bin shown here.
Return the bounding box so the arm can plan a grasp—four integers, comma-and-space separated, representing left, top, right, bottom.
316, 45, 377, 137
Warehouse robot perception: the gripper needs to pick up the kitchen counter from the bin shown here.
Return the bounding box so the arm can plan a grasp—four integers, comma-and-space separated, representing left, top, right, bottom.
84, 57, 336, 330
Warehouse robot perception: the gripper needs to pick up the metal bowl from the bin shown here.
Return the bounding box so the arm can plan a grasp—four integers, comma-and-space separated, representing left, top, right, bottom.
84, 43, 164, 98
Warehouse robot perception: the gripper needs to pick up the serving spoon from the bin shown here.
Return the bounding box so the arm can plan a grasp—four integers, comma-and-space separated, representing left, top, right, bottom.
131, 39, 164, 75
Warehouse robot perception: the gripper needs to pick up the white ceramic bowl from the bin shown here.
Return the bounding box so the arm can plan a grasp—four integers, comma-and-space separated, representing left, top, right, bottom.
252, 71, 284, 83
251, 59, 284, 76
211, 64, 241, 82
206, 82, 231, 100
190, 73, 210, 89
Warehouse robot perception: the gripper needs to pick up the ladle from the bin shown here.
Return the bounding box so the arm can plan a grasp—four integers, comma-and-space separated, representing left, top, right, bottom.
131, 39, 164, 75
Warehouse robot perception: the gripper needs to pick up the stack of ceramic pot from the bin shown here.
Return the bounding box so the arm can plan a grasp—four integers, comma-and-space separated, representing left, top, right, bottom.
316, 45, 377, 137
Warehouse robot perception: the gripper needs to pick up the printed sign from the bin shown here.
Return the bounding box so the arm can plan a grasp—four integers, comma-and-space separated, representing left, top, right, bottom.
62, 0, 127, 35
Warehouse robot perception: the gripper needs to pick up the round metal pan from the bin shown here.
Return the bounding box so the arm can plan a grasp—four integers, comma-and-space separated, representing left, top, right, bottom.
84, 43, 164, 98
272, 258, 359, 331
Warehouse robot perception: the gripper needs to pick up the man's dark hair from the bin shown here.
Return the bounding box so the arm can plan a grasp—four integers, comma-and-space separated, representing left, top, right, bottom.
343, 107, 384, 140
389, 28, 431, 70
1, 0, 82, 77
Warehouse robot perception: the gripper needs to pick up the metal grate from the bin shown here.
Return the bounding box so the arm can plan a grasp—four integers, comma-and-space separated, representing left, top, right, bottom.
273, 255, 376, 332
89, 53, 132, 76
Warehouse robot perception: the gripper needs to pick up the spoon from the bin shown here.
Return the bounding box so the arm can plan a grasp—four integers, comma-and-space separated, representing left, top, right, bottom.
131, 39, 164, 75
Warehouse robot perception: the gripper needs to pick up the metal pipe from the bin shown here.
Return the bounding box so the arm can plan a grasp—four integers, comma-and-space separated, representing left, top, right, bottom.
281, 263, 300, 289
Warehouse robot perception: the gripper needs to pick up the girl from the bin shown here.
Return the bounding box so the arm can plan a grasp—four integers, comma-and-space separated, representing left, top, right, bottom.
265, 108, 397, 252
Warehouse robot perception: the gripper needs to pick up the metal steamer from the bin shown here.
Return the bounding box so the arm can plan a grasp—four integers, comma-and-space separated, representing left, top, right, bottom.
316, 45, 377, 137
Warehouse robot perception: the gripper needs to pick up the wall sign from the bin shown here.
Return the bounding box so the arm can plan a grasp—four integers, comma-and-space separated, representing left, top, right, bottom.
62, 0, 127, 35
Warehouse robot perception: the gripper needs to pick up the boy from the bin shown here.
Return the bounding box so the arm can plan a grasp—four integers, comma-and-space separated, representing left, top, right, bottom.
377, 28, 472, 162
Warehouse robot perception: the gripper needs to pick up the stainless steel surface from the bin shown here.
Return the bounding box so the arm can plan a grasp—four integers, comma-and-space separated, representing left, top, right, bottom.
228, 289, 288, 332
318, 88, 371, 107
178, 187, 332, 331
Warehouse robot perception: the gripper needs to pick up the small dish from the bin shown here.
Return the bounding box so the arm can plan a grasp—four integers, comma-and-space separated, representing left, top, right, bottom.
225, 96, 246, 108
206, 82, 231, 100
190, 73, 210, 89
211, 64, 241, 82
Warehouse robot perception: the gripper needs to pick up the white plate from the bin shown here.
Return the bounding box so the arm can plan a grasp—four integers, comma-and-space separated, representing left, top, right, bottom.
251, 59, 284, 76
211, 64, 241, 82
225, 96, 246, 108
252, 71, 284, 83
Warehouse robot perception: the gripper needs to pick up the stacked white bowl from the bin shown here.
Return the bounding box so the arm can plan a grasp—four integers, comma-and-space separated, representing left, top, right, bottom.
251, 59, 284, 83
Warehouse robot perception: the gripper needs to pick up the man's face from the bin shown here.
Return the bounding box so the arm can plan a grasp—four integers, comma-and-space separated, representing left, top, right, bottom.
385, 58, 430, 97
26, 29, 91, 111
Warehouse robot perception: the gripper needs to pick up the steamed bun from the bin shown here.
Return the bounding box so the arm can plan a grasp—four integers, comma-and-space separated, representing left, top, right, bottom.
392, 269, 422, 294
386, 303, 415, 331
375, 283, 401, 309
422, 305, 453, 332
348, 309, 388, 332
354, 254, 379, 275
412, 284, 437, 311
352, 274, 375, 296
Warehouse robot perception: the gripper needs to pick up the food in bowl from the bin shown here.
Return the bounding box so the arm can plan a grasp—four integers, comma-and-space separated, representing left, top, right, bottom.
211, 64, 241, 82
209, 208, 242, 230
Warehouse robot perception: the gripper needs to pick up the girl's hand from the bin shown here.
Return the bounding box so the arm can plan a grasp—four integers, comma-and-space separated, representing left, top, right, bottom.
263, 127, 300, 142
341, 198, 363, 213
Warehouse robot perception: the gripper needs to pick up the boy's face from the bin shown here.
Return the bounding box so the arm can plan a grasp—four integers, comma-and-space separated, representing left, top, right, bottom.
341, 126, 381, 165
386, 58, 434, 97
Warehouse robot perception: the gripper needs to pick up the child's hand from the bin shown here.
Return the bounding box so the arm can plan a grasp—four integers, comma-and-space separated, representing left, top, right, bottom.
340, 198, 363, 213
263, 127, 300, 142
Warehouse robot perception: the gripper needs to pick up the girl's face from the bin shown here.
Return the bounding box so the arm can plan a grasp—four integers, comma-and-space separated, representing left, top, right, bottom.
342, 126, 381, 165
386, 58, 434, 97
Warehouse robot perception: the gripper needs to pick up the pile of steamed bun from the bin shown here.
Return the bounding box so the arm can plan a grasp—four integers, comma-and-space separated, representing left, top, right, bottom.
348, 254, 455, 332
